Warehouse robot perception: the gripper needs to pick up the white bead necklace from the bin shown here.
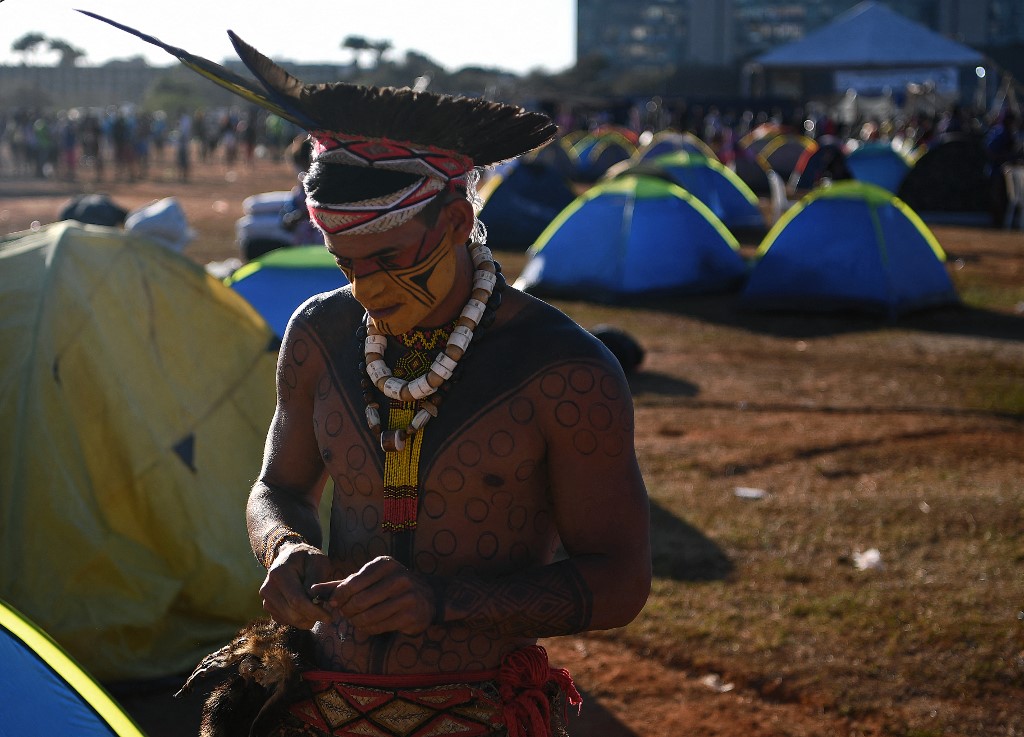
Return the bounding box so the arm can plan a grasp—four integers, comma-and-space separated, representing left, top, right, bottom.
362, 243, 499, 452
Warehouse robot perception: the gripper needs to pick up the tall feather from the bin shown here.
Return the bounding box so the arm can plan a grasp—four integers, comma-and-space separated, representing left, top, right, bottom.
78, 10, 557, 167
76, 10, 317, 128
228, 31, 556, 166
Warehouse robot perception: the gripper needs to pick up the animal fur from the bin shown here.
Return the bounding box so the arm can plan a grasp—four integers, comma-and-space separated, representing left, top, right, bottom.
176, 619, 316, 737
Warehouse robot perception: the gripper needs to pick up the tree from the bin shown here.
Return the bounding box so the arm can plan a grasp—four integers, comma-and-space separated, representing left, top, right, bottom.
370, 40, 392, 68
342, 35, 371, 68
11, 32, 47, 65
48, 39, 86, 67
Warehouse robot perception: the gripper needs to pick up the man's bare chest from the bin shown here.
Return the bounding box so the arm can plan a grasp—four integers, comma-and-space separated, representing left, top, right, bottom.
310, 371, 557, 575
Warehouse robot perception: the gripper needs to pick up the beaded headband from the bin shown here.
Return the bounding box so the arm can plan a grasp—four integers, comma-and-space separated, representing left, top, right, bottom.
306, 132, 473, 235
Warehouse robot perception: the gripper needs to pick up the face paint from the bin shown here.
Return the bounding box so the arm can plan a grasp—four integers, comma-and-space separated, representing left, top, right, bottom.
347, 222, 461, 336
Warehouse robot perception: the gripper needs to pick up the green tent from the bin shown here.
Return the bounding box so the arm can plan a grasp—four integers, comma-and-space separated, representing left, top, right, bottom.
0, 222, 276, 681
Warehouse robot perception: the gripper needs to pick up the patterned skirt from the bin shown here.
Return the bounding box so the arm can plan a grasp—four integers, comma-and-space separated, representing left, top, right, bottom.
267, 645, 580, 737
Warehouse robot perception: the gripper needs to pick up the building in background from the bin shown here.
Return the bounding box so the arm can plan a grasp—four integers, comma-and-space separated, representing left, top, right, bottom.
577, 0, 1024, 75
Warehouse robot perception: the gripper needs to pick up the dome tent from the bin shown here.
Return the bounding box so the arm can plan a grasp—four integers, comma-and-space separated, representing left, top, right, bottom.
227, 244, 349, 339
0, 222, 276, 681
515, 175, 748, 301
637, 151, 765, 231
896, 134, 991, 217
636, 129, 717, 162
0, 598, 146, 736
740, 181, 958, 317
846, 142, 912, 193
477, 157, 577, 250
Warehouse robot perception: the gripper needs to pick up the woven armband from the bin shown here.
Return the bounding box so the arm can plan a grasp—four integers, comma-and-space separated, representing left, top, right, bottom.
260, 527, 309, 569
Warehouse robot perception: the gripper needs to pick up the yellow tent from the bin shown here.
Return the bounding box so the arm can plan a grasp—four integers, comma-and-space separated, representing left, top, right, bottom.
0, 222, 277, 681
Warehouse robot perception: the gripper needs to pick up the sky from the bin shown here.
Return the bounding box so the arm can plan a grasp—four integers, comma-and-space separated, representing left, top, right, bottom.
0, 0, 577, 75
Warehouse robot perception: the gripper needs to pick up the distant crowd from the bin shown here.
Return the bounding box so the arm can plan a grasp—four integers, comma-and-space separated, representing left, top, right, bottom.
2, 97, 1021, 188
0, 105, 304, 183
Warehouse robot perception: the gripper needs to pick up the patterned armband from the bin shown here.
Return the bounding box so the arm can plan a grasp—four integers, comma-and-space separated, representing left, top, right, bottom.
259, 527, 309, 569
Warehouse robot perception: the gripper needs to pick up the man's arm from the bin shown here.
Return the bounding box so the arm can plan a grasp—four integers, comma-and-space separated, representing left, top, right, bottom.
435, 356, 650, 635
247, 321, 333, 629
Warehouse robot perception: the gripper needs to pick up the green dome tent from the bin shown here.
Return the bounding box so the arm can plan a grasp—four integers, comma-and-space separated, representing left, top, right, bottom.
0, 222, 277, 681
741, 181, 958, 317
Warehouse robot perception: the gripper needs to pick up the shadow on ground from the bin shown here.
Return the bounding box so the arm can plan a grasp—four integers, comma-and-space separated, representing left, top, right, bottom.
623, 291, 1023, 343
650, 500, 733, 582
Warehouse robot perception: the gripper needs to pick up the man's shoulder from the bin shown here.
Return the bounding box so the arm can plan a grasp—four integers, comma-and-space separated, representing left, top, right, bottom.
496, 289, 624, 370
290, 286, 364, 342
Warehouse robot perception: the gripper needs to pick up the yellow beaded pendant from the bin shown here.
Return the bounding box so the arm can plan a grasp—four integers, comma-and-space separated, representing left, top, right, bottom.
381, 328, 448, 531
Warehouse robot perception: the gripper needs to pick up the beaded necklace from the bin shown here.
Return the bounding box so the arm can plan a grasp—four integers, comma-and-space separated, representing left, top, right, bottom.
356, 242, 503, 531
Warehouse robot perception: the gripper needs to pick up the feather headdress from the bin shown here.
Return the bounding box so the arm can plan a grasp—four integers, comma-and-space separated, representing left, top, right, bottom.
79, 10, 558, 234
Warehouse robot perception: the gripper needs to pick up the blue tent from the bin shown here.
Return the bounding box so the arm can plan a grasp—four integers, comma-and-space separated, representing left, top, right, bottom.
573, 132, 636, 182
741, 181, 958, 317
514, 175, 748, 300
896, 134, 991, 216
637, 130, 717, 162
227, 245, 347, 338
791, 137, 851, 191
478, 159, 577, 250
641, 151, 765, 230
0, 598, 147, 737
846, 143, 911, 193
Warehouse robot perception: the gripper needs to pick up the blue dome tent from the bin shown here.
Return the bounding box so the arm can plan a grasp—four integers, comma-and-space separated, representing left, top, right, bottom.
846, 143, 912, 193
477, 158, 577, 250
636, 130, 718, 162
515, 175, 748, 301
227, 245, 348, 338
640, 151, 766, 231
0, 599, 146, 737
741, 181, 958, 317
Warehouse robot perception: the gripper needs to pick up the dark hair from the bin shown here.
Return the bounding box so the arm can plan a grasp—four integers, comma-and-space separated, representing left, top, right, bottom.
303, 160, 467, 224
303, 161, 421, 204
289, 137, 313, 172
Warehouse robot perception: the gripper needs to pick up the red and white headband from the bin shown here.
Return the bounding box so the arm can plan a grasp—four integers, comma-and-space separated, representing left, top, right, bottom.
306, 132, 474, 236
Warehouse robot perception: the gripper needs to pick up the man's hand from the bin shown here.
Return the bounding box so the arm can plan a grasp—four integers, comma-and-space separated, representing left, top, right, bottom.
260, 541, 334, 629
309, 556, 437, 637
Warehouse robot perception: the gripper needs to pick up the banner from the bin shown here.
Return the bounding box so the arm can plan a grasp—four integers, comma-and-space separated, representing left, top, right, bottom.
834, 67, 959, 95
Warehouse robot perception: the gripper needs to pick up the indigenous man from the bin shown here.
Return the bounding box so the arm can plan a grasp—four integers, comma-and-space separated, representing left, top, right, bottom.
83, 12, 652, 736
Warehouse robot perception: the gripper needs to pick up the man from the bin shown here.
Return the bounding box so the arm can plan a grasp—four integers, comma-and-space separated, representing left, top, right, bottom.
84, 12, 651, 736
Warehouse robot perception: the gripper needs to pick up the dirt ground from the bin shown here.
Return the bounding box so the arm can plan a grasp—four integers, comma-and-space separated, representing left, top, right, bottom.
2, 155, 1020, 737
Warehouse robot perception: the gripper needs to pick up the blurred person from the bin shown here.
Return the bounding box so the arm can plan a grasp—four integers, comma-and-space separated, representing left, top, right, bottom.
985, 109, 1023, 227
175, 108, 192, 182
79, 111, 104, 182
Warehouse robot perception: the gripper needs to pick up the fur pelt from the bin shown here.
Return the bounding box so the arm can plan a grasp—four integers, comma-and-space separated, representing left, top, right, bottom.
175, 619, 316, 737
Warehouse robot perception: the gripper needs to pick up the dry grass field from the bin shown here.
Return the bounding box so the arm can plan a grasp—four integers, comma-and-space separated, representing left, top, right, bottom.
2, 152, 1022, 737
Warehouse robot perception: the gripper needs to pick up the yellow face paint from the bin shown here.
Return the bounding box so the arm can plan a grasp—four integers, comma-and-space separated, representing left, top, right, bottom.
357, 224, 460, 336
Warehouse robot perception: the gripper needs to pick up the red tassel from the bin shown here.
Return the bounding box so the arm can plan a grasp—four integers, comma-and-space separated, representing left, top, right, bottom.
383, 496, 418, 531
497, 646, 581, 737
